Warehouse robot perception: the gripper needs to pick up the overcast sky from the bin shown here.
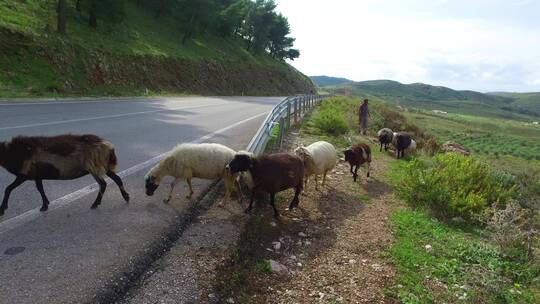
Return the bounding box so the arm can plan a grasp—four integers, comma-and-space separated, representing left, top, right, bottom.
276, 0, 540, 92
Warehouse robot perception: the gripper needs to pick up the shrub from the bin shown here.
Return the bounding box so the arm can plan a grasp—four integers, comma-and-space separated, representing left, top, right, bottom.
392, 153, 515, 222
487, 201, 536, 259
312, 101, 349, 135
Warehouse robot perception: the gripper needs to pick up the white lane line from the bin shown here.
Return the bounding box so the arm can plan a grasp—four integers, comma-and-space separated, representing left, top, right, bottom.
0, 111, 268, 235
0, 103, 224, 131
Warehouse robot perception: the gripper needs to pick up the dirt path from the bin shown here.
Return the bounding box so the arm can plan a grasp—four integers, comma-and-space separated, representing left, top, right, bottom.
215, 134, 398, 303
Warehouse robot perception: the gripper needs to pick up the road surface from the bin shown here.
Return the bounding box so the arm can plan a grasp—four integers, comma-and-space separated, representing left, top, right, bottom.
0, 96, 281, 304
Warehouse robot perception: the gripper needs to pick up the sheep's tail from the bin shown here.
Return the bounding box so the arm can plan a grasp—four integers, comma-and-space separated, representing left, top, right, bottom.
108, 148, 118, 173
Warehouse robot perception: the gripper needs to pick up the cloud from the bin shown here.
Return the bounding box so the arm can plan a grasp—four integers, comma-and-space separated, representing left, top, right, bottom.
276, 0, 540, 92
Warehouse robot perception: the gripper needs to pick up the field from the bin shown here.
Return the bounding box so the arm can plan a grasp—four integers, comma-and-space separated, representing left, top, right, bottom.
406, 109, 540, 173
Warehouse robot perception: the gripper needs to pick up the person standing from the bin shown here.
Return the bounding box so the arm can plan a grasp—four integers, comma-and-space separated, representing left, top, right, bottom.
359, 98, 370, 135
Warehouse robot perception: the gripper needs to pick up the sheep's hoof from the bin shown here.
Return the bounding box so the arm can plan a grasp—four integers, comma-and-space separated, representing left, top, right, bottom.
122, 192, 130, 203
90, 204, 99, 209
186, 194, 193, 199
163, 198, 170, 204
244, 208, 252, 214
217, 202, 224, 207
0, 209, 4, 216
40, 206, 48, 212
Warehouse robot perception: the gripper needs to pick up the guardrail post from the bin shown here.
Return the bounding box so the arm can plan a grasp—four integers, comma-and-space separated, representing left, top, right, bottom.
294, 98, 298, 124
286, 101, 291, 130
278, 116, 285, 149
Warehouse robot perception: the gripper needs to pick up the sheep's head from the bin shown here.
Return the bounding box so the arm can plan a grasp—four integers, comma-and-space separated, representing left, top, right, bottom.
144, 166, 162, 196
227, 151, 254, 174
343, 149, 355, 162
293, 145, 309, 160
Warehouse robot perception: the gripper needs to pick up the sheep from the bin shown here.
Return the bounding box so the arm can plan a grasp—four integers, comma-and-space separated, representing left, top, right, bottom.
294, 141, 337, 190
392, 132, 416, 159
343, 143, 372, 182
0, 134, 130, 215
144, 143, 241, 206
377, 128, 394, 152
226, 151, 304, 218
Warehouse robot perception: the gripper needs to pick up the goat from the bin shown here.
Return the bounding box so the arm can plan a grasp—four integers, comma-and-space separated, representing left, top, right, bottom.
0, 134, 129, 215
343, 143, 372, 182
377, 128, 394, 152
294, 141, 337, 190
226, 152, 304, 217
392, 132, 416, 159
145, 143, 241, 206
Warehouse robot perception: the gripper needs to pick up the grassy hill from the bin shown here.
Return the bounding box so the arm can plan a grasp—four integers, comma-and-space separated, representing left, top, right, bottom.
310, 75, 353, 87
0, 1, 314, 98
324, 79, 540, 119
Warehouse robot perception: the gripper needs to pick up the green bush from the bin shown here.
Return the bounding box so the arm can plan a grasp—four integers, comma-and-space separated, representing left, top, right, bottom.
392, 153, 515, 222
312, 100, 349, 135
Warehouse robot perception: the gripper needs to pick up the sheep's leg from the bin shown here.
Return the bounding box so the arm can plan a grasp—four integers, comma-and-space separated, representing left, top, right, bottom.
245, 191, 255, 214
354, 165, 360, 182
164, 178, 180, 204
289, 186, 301, 210
269, 193, 280, 218
106, 171, 130, 203
366, 162, 371, 178
220, 176, 234, 207
314, 174, 320, 191
322, 171, 328, 186
90, 175, 107, 209
186, 178, 194, 199
0, 176, 26, 215
380, 143, 383, 152
35, 179, 50, 212
349, 165, 357, 182
234, 178, 244, 203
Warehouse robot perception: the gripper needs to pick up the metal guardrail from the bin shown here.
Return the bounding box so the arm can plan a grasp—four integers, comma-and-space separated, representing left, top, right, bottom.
246, 94, 331, 155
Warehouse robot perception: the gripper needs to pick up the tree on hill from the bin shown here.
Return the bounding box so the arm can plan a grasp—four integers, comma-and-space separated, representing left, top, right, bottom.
57, 0, 67, 34
216, 0, 252, 37
174, 0, 220, 44
51, 0, 299, 60
267, 13, 299, 60
79, 0, 125, 28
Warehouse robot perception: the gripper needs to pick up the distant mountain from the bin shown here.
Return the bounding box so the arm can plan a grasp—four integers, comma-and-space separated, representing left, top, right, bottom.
310, 76, 353, 87
324, 79, 540, 118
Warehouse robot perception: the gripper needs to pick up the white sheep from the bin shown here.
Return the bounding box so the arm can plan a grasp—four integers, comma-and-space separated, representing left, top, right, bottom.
294, 141, 337, 190
144, 143, 240, 206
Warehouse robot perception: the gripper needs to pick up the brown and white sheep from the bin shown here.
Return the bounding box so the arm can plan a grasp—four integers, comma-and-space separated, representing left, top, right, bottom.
0, 134, 130, 215
392, 132, 416, 159
343, 143, 372, 182
226, 152, 304, 217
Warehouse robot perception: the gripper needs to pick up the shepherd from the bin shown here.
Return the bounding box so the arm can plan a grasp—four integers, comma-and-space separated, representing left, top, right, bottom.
359, 98, 370, 135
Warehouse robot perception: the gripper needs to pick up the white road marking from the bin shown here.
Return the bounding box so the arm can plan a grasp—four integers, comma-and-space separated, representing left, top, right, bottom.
0, 111, 269, 235
0, 103, 223, 131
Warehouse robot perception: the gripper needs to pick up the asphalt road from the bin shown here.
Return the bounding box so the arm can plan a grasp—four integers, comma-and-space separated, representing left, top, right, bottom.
0, 96, 281, 304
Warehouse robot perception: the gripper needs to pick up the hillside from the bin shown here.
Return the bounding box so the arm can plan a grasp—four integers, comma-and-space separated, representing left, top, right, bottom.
0, 1, 315, 98
489, 92, 540, 117
325, 79, 540, 118
310, 75, 353, 86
